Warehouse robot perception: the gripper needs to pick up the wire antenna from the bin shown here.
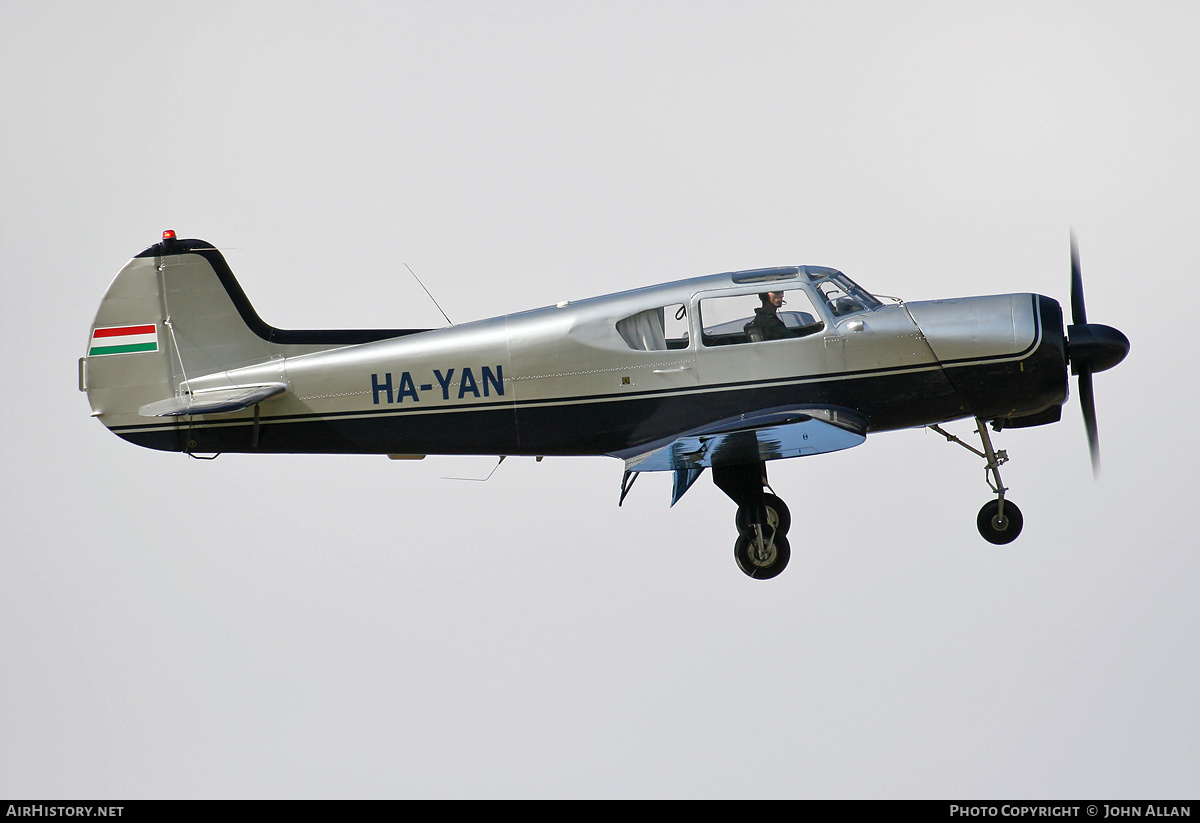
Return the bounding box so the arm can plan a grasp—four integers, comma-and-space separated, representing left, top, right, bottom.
443, 455, 506, 481
404, 261, 453, 326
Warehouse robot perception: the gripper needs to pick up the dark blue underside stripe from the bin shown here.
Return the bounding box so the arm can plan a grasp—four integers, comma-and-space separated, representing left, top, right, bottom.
109, 359, 950, 434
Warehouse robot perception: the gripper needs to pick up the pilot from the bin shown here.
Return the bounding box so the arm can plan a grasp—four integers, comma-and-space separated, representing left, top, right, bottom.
751, 292, 795, 341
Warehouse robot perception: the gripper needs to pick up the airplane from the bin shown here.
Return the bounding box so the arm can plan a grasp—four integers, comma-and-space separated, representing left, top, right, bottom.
80, 230, 1129, 579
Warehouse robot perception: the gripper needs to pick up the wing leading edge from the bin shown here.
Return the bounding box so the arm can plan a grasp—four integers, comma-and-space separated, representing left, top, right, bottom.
613, 405, 868, 505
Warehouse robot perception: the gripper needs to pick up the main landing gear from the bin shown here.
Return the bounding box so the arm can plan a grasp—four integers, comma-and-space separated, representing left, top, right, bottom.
930, 417, 1024, 545
714, 463, 793, 579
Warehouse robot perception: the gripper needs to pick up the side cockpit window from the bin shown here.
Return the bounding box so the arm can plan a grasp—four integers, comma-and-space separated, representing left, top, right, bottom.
616, 303, 689, 351
699, 290, 824, 347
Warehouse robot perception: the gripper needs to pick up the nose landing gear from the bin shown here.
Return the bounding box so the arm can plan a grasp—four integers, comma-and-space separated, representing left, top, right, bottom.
931, 417, 1024, 545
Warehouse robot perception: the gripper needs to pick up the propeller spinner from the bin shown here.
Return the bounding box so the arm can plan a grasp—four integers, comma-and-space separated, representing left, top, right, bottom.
1066, 233, 1130, 476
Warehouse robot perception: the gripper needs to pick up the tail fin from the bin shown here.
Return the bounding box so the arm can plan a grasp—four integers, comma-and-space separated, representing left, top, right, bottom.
81, 233, 426, 451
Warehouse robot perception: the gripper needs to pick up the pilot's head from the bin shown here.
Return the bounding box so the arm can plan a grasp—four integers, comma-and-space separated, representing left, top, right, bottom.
759, 292, 785, 311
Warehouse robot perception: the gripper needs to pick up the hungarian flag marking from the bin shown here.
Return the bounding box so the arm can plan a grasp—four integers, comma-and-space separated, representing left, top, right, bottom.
89, 324, 158, 356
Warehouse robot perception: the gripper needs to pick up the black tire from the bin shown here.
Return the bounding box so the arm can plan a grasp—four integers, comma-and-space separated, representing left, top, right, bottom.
734, 532, 791, 579
734, 494, 792, 537
977, 499, 1023, 545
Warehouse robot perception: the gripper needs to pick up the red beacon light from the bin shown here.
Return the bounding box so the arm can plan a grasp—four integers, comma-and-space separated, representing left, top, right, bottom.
162, 229, 176, 241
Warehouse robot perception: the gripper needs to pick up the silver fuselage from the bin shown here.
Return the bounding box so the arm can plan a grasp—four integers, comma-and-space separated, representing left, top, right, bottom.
85, 247, 1067, 458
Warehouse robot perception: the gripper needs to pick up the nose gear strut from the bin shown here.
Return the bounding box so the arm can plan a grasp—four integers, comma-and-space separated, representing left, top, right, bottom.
930, 417, 1024, 545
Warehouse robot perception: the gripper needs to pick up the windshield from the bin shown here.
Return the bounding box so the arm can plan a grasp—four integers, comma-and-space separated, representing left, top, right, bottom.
807, 269, 881, 317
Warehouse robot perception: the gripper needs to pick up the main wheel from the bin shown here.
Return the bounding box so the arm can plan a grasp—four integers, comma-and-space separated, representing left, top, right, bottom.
734, 494, 792, 537
734, 532, 791, 579
977, 499, 1023, 545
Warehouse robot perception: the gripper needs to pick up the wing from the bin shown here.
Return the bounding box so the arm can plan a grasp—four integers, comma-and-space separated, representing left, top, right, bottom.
138, 383, 289, 417
613, 405, 868, 506
615, 404, 868, 473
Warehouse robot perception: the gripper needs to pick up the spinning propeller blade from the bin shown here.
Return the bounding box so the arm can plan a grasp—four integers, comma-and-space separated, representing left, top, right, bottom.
1078, 368, 1100, 475
1070, 232, 1087, 326
1065, 232, 1129, 477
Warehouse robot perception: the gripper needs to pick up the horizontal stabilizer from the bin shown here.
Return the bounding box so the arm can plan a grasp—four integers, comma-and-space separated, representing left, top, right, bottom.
616, 405, 868, 473
138, 383, 288, 417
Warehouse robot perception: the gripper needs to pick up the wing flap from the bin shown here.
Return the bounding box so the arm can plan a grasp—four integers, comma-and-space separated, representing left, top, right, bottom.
138, 382, 289, 417
616, 405, 868, 473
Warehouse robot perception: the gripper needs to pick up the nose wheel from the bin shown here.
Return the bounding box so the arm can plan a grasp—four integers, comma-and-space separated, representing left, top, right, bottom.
977, 499, 1023, 544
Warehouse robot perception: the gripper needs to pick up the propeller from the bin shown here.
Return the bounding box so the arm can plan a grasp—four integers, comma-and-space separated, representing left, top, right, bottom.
1066, 232, 1130, 477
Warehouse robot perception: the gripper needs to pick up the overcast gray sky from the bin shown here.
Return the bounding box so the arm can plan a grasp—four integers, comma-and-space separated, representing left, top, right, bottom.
2, 0, 1197, 799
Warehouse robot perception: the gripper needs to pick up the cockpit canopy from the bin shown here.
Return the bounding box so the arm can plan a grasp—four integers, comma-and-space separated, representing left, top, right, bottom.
615, 266, 881, 351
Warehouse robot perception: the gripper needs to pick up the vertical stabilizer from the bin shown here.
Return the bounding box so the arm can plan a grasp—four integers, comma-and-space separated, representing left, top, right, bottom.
82, 236, 276, 450
83, 234, 431, 451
